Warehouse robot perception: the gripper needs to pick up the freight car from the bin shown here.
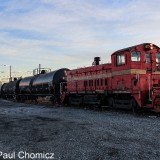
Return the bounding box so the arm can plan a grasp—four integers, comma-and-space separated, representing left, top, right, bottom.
62, 43, 160, 113
0, 85, 2, 98
1, 68, 68, 103
1, 78, 21, 99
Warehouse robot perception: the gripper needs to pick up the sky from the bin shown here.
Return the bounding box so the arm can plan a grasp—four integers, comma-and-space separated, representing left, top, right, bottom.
0, 0, 160, 81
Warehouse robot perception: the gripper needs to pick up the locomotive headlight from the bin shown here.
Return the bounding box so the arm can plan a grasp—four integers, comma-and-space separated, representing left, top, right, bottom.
150, 43, 153, 49
64, 70, 67, 76
145, 43, 154, 50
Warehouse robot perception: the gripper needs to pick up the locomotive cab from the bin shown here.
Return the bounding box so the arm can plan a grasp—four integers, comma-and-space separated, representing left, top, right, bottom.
110, 43, 160, 112
111, 43, 156, 72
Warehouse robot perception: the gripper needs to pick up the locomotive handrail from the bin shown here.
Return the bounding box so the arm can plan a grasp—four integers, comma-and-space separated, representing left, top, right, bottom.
148, 74, 151, 101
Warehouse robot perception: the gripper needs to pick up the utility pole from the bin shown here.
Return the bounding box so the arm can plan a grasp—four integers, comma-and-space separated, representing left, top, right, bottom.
39, 64, 41, 74
9, 65, 12, 81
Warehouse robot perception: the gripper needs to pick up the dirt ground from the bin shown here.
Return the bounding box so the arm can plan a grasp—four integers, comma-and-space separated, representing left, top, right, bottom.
0, 99, 160, 160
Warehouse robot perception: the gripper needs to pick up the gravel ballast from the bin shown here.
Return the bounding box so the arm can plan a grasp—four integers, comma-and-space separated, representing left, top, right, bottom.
0, 99, 160, 160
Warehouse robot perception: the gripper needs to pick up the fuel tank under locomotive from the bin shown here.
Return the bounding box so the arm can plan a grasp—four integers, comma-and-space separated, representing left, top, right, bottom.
1, 79, 21, 99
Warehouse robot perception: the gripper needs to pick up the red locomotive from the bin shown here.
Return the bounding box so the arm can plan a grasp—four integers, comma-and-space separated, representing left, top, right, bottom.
62, 43, 160, 112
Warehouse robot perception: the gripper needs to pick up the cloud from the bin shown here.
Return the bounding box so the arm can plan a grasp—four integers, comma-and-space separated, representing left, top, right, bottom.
0, 0, 160, 79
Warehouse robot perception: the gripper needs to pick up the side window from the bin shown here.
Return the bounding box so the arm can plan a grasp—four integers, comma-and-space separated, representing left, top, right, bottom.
146, 52, 151, 63
156, 53, 160, 71
117, 54, 125, 65
131, 51, 141, 61
156, 53, 160, 63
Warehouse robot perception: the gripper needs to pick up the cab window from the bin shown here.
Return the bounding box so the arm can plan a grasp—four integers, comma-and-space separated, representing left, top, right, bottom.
146, 52, 151, 63
131, 51, 141, 61
156, 53, 160, 63
117, 54, 125, 65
